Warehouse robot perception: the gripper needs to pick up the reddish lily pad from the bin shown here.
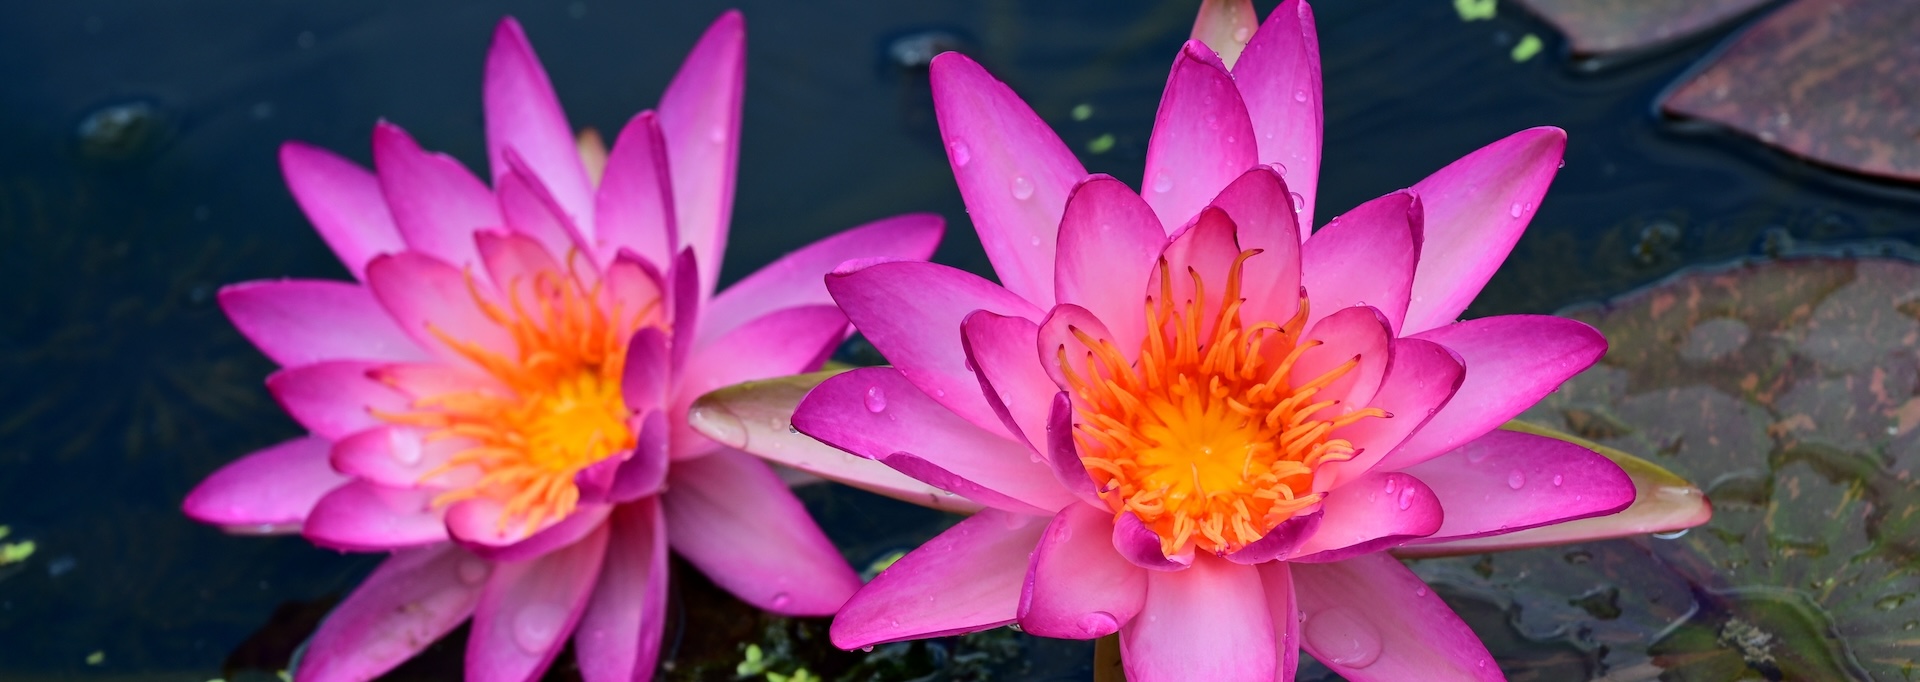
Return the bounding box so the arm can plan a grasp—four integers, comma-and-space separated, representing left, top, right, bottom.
1512, 0, 1773, 56
1662, 0, 1920, 183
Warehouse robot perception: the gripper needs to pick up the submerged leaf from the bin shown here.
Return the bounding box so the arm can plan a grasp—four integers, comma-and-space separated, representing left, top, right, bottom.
1512, 0, 1771, 55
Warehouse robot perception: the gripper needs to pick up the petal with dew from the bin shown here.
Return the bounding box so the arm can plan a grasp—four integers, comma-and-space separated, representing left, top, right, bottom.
483, 17, 593, 231
1208, 166, 1302, 325
1314, 338, 1464, 489
672, 304, 847, 459
832, 509, 1047, 649
1141, 41, 1259, 234
1292, 553, 1501, 681
330, 425, 472, 490
1387, 315, 1605, 470
961, 310, 1057, 451
658, 10, 745, 296
1232, 0, 1323, 234
574, 499, 669, 682
294, 544, 489, 682
1020, 502, 1148, 639
371, 121, 501, 272
266, 360, 411, 440
279, 142, 404, 280
1053, 175, 1166, 355
1300, 190, 1421, 334
468, 521, 607, 682
1289, 471, 1441, 563
302, 480, 448, 551
183, 437, 347, 533
703, 213, 944, 346
220, 279, 430, 367
662, 450, 861, 615
1120, 554, 1277, 682
1402, 127, 1566, 334
594, 110, 676, 269
365, 252, 518, 364
1397, 429, 1634, 545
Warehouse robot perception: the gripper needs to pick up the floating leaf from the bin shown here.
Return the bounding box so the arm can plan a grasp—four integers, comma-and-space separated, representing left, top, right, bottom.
1512, 0, 1772, 55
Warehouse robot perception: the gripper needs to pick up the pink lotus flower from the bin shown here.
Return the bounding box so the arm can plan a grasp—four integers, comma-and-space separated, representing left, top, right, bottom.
181, 13, 941, 682
773, 1, 1643, 679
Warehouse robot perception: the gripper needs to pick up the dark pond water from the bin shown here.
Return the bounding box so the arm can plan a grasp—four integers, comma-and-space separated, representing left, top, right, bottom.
3, 0, 1916, 680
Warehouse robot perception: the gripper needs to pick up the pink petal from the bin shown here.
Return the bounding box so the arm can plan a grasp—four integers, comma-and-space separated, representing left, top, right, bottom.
468, 521, 608, 682
474, 229, 563, 294
183, 437, 347, 532
1208, 166, 1302, 325
1037, 302, 1119, 391
1111, 512, 1193, 571
1150, 206, 1243, 343
456, 504, 612, 564
827, 260, 1043, 434
1190, 0, 1260, 69
265, 360, 410, 440
371, 121, 501, 271
601, 251, 667, 327
1256, 561, 1301, 682
279, 141, 404, 280
622, 327, 671, 418
831, 509, 1047, 649
960, 310, 1056, 451
495, 159, 589, 262
1142, 41, 1259, 234
594, 110, 676, 269
1020, 502, 1147, 639
293, 545, 489, 682
667, 247, 701, 371
1291, 553, 1500, 680
1314, 338, 1464, 489
1120, 554, 1276, 682
1398, 430, 1635, 544
1221, 511, 1321, 565
928, 52, 1087, 307
365, 252, 517, 364
1053, 176, 1165, 356
661, 450, 861, 615
370, 362, 506, 401
794, 367, 1076, 513
672, 305, 847, 459
575, 411, 668, 505
302, 480, 449, 551
1232, 0, 1323, 234
878, 452, 1058, 516
704, 213, 945, 346
1390, 315, 1605, 469
1289, 471, 1441, 563
1291, 306, 1392, 418
658, 10, 745, 297
1300, 190, 1421, 334
1043, 391, 1102, 503
574, 499, 669, 682
484, 17, 593, 233
1402, 127, 1567, 334
329, 425, 471, 490
219, 279, 429, 367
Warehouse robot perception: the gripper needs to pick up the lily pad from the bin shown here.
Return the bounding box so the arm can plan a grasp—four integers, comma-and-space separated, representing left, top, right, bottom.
1512, 0, 1773, 56
1662, 0, 1920, 183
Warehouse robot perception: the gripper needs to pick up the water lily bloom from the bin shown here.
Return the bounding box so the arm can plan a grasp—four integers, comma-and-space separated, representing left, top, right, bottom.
757, 1, 1649, 679
181, 13, 942, 681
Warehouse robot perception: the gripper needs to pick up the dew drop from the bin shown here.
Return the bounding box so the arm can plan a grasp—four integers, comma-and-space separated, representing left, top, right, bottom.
1464, 444, 1492, 463
1383, 478, 1398, 495
708, 124, 727, 144
771, 592, 793, 609
389, 429, 423, 466
949, 140, 972, 167
1508, 202, 1524, 218
1304, 607, 1382, 668
1651, 529, 1689, 540
1079, 611, 1120, 636
1232, 26, 1253, 43
864, 387, 888, 413
513, 603, 567, 653
1292, 89, 1309, 103
787, 423, 800, 434
1552, 474, 1563, 487
1272, 161, 1288, 176
1151, 172, 1174, 194
1415, 586, 1429, 597
1011, 175, 1035, 201
1030, 235, 1042, 247
1396, 487, 1415, 511
861, 645, 875, 653
1507, 470, 1526, 489
1290, 192, 1305, 213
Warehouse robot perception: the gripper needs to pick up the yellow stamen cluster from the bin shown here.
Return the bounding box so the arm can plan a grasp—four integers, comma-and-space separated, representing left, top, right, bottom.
1060, 250, 1385, 557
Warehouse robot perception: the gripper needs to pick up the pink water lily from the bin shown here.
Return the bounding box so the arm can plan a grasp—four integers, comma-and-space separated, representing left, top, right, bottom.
770, 1, 1645, 679
181, 13, 941, 681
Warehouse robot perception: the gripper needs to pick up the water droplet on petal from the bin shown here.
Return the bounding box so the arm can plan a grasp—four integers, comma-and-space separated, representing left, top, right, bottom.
787, 423, 800, 434
1011, 175, 1035, 201
1509, 202, 1525, 218
1465, 444, 1492, 463
513, 603, 567, 653
458, 559, 489, 585
1293, 89, 1309, 103
1383, 478, 1397, 495
1030, 235, 1042, 247
1152, 172, 1174, 194
864, 387, 887, 413
1552, 474, 1563, 487
1304, 607, 1382, 668
771, 592, 792, 609
1079, 611, 1120, 636
950, 140, 972, 167
1272, 162, 1288, 176
861, 645, 875, 653
1507, 470, 1526, 489
708, 125, 727, 144
1415, 586, 1429, 597
390, 429, 422, 466
1397, 487, 1416, 510
1290, 192, 1304, 213
1232, 26, 1253, 43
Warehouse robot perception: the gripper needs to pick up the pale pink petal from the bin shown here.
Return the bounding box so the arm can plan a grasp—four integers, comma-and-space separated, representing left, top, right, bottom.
293, 545, 488, 682
475, 229, 563, 293
794, 367, 1076, 513
1289, 471, 1441, 563
1142, 41, 1258, 233
279, 142, 404, 280
661, 450, 861, 615
1221, 512, 1320, 565
265, 361, 410, 440
371, 121, 501, 271
1036, 302, 1119, 391
1190, 0, 1260, 69
658, 10, 745, 297
1256, 561, 1301, 682
1150, 207, 1243, 343
329, 425, 472, 490
1232, 0, 1323, 235
1120, 554, 1276, 682
574, 499, 669, 682
457, 504, 612, 564
495, 160, 589, 261
1292, 553, 1500, 680
1402, 127, 1567, 334
1208, 166, 1302, 325
1290, 306, 1391, 418
928, 52, 1087, 306
183, 437, 347, 532
1019, 502, 1147, 639
1314, 338, 1464, 489
1300, 190, 1421, 334
483, 17, 593, 233
594, 110, 676, 269
1111, 512, 1193, 571
369, 362, 506, 401
831, 509, 1048, 649
219, 279, 430, 367
827, 260, 1042, 434
703, 213, 944, 346
468, 522, 608, 682
1390, 315, 1605, 468
961, 310, 1056, 451
302, 480, 448, 551
601, 251, 667, 328
877, 452, 1058, 516
1055, 177, 1167, 355
1398, 430, 1635, 544
365, 252, 517, 363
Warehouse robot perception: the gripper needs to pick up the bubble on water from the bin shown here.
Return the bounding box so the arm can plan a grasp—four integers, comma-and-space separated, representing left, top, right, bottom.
1651, 529, 1690, 540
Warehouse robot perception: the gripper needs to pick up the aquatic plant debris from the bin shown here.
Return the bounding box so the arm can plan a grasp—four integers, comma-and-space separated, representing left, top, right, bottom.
1087, 133, 1116, 154
1510, 33, 1543, 62
1455, 0, 1498, 21
1511, 0, 1771, 55
84, 650, 104, 665
0, 539, 33, 565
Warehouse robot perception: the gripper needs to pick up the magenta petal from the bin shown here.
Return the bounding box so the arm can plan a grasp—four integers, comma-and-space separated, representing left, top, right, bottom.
588, 410, 669, 504
662, 450, 861, 615
703, 213, 945, 346
879, 452, 1058, 516
1142, 41, 1259, 233
1300, 190, 1421, 334
831, 509, 1047, 649
461, 504, 612, 564
371, 121, 501, 271
827, 260, 1043, 434
1044, 391, 1101, 504
279, 142, 404, 280
1232, 0, 1323, 234
365, 252, 517, 363
1289, 471, 1441, 563
622, 327, 671, 418
673, 304, 846, 458
266, 361, 410, 440
330, 425, 470, 490
1402, 127, 1567, 334
658, 10, 745, 297
1111, 512, 1193, 571
1036, 303, 1120, 391
594, 110, 677, 269
302, 480, 449, 551
495, 158, 590, 262
1316, 338, 1465, 489
468, 522, 608, 682
219, 279, 428, 367
484, 18, 593, 232
1151, 207, 1243, 339
1054, 175, 1165, 353
667, 247, 701, 372
1400, 430, 1636, 544
960, 310, 1056, 451
1292, 553, 1500, 680
294, 545, 488, 682
1256, 561, 1302, 682
1019, 503, 1147, 639
1120, 555, 1276, 682
1390, 315, 1606, 469
574, 499, 669, 682
928, 52, 1087, 306
1208, 166, 1302, 324
1222, 511, 1321, 565
1291, 306, 1392, 415
475, 229, 563, 292
183, 437, 347, 531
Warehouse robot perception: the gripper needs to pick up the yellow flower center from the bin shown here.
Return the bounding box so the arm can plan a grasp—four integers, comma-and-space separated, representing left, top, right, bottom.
381, 263, 660, 534
1061, 251, 1384, 557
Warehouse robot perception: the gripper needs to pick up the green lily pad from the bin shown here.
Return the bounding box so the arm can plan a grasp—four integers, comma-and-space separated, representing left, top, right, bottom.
1511, 0, 1772, 56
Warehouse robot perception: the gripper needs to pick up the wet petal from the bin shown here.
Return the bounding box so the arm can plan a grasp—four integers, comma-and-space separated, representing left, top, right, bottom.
1190, 0, 1260, 69
294, 545, 488, 682
1391, 314, 1605, 469
658, 10, 745, 297
329, 425, 471, 490
219, 279, 429, 367
279, 141, 404, 280
662, 450, 861, 615
1397, 430, 1635, 544
371, 121, 501, 272
1292, 553, 1500, 681
183, 437, 347, 532
1232, 0, 1323, 233
831, 509, 1047, 649
1289, 471, 1441, 563
1055, 175, 1165, 353
1120, 554, 1276, 682
574, 499, 669, 682
266, 360, 411, 440
1020, 503, 1147, 639
703, 213, 944, 346
1300, 190, 1421, 334
484, 17, 592, 231
302, 480, 448, 551
468, 521, 608, 682
1142, 41, 1259, 233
